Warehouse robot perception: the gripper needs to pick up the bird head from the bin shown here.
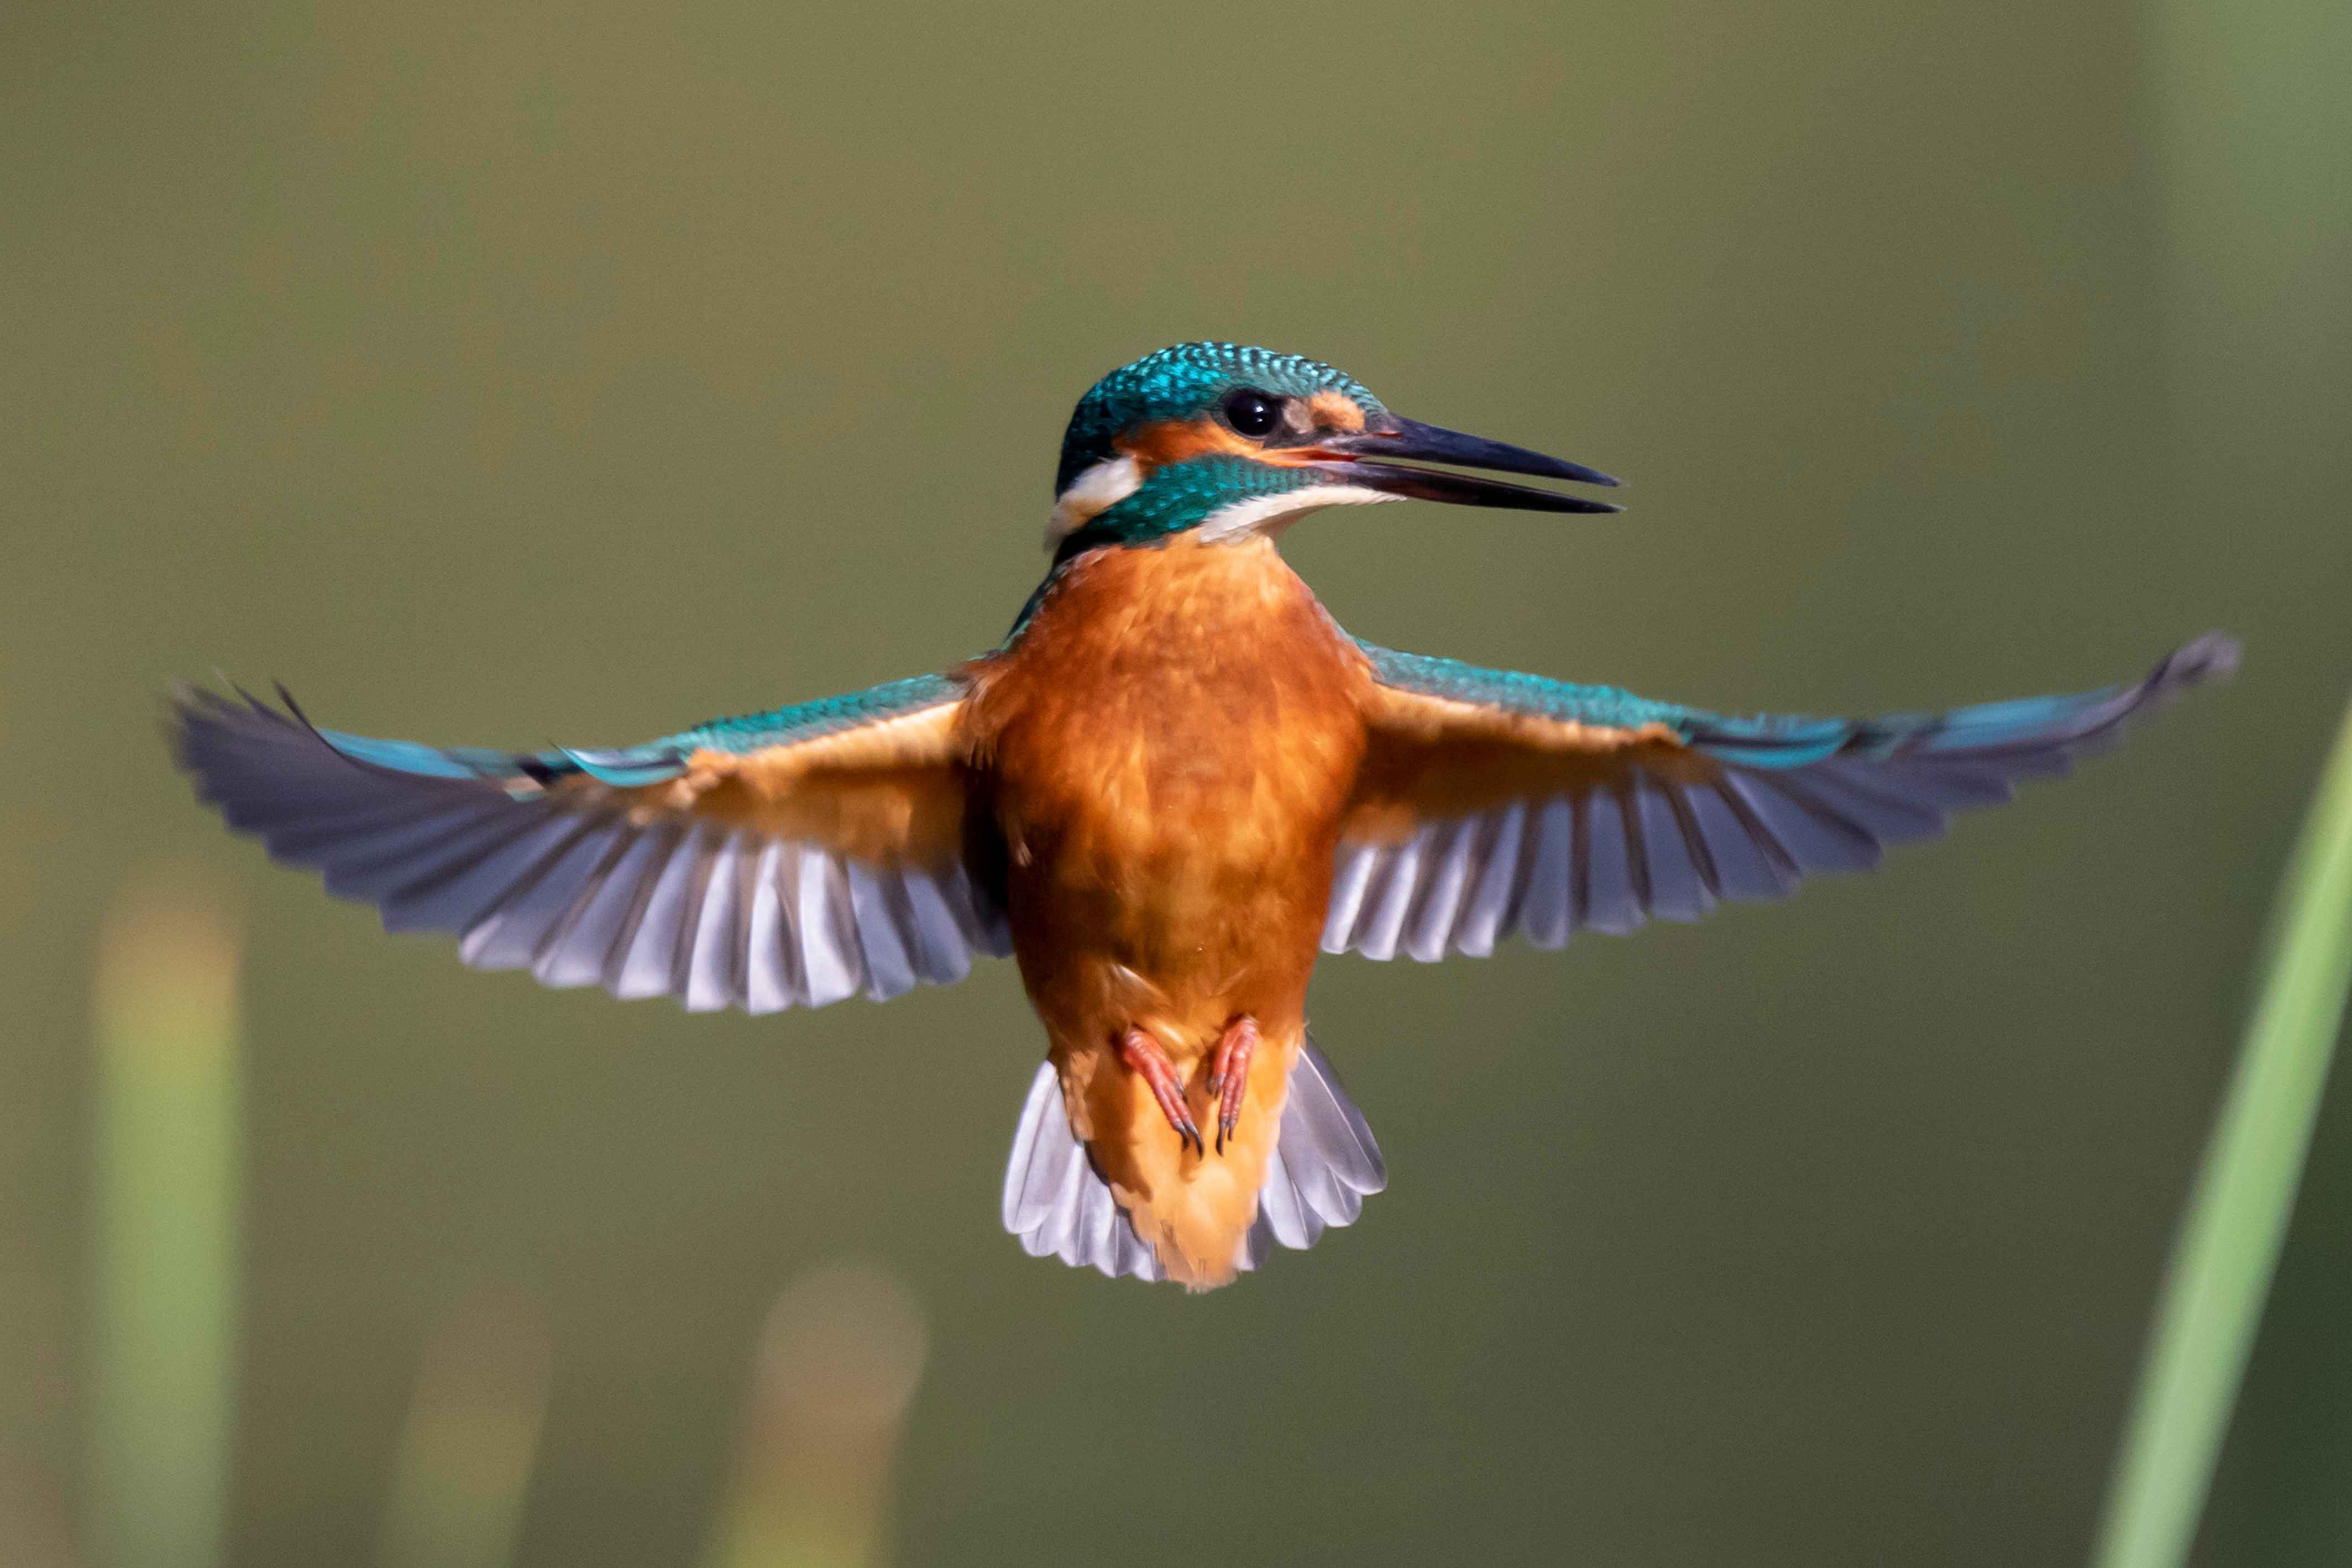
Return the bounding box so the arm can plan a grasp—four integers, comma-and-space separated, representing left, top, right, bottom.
1045, 342, 1620, 559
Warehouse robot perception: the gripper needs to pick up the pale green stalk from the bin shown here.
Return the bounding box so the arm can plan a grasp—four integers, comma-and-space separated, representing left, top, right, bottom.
701, 1263, 928, 1568
87, 871, 243, 1568
2092, 703, 2352, 1568
376, 1286, 551, 1568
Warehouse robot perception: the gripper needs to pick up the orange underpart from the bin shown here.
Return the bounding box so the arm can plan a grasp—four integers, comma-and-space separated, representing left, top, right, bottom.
962, 536, 1365, 1288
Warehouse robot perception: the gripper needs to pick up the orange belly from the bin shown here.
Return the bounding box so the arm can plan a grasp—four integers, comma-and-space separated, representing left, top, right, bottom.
963, 536, 1371, 1287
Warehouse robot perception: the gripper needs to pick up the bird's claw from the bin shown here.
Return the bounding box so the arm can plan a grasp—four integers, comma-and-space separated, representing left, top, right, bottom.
1211, 1016, 1258, 1155
1118, 1029, 1202, 1155
1117, 1018, 1258, 1156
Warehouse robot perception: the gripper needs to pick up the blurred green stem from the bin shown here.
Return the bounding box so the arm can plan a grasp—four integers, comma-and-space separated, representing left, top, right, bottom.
378, 1285, 551, 1568
2091, 701, 2352, 1568
88, 871, 243, 1568
702, 1263, 927, 1568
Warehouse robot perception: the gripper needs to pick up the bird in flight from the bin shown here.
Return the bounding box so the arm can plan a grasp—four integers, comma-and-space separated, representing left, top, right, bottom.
175, 342, 2235, 1291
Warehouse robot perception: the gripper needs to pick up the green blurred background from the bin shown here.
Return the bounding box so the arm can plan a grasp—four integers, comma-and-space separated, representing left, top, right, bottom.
4, 0, 2347, 1563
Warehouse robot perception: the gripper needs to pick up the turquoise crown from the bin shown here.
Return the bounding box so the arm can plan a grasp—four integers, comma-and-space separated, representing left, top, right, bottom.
1054, 343, 1385, 495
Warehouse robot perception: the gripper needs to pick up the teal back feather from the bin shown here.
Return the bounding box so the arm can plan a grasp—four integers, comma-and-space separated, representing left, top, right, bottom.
316, 673, 963, 790
1356, 643, 1704, 734
1355, 643, 2167, 770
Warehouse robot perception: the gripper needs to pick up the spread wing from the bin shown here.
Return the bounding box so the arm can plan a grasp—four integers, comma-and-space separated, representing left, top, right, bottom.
173, 675, 1008, 1012
1324, 634, 2238, 961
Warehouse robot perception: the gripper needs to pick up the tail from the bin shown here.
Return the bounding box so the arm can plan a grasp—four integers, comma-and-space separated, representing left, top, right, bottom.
1000, 1036, 1386, 1285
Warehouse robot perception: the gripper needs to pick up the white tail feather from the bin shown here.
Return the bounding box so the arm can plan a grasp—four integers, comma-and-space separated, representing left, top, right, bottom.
1000, 1037, 1385, 1284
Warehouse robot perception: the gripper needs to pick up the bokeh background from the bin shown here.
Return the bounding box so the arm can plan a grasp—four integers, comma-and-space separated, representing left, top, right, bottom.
4, 1, 2347, 1564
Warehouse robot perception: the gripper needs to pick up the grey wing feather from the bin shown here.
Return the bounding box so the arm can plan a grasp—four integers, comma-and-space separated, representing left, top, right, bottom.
1328, 636, 2235, 961
172, 687, 1009, 1015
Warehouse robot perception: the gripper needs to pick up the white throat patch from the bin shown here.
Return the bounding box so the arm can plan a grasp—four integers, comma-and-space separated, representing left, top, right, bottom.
1044, 455, 1142, 549
1192, 483, 1400, 544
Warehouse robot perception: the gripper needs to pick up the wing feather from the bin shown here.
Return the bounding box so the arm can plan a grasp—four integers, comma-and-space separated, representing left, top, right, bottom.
1329, 634, 2236, 959
173, 678, 1003, 1015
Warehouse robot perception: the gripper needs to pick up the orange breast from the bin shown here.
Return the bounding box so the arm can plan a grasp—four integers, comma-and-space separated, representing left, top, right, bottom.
961, 536, 1372, 1286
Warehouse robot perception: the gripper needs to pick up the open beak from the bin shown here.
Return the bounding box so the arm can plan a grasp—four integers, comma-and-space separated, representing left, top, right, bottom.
1301, 415, 1623, 514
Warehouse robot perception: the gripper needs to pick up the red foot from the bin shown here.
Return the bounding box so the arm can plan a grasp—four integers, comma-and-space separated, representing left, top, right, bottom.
1118, 1028, 1202, 1156
1208, 1016, 1258, 1154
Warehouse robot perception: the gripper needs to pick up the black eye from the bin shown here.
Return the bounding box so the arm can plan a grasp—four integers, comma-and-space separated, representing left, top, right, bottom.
1221, 388, 1280, 438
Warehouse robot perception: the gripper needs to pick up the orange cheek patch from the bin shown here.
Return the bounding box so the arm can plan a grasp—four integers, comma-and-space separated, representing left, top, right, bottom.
1306, 391, 1368, 432
1114, 417, 1261, 470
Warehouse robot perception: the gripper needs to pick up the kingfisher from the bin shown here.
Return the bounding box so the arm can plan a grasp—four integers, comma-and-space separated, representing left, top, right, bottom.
174, 342, 2236, 1291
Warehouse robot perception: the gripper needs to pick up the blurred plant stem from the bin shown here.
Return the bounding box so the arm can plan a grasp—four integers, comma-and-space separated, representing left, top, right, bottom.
701, 1263, 928, 1568
377, 1284, 551, 1568
2127, 0, 2352, 1554
87, 869, 242, 1568
2092, 700, 2352, 1568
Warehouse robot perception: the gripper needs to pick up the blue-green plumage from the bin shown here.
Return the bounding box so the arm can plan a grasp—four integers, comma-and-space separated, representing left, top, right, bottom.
1355, 643, 1703, 733
1055, 343, 1385, 492
1355, 639, 2239, 770
1054, 455, 1328, 559
302, 671, 963, 790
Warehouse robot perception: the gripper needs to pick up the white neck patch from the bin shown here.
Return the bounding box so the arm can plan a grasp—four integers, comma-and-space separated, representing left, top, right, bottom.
1192, 482, 1400, 544
1044, 455, 1143, 549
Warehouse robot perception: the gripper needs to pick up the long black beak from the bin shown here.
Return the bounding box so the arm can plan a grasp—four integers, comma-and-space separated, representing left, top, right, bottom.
1303, 415, 1622, 514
